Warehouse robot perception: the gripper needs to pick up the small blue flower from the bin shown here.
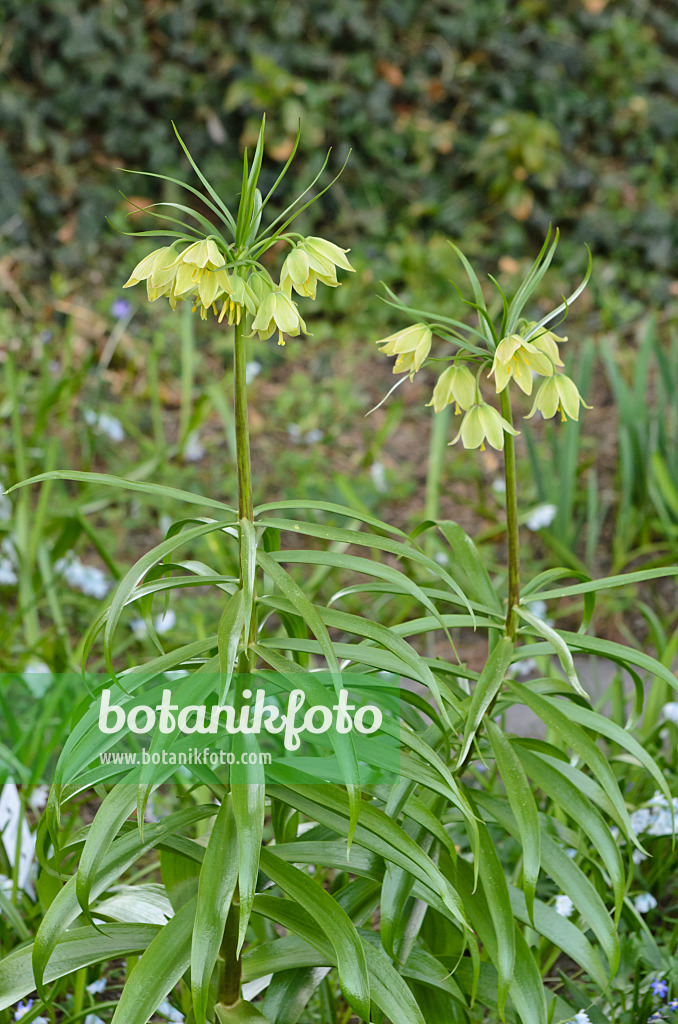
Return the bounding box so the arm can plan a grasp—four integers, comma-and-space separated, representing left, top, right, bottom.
652, 979, 669, 999
14, 1001, 33, 1021
649, 1014, 664, 1023
111, 297, 132, 319
668, 999, 678, 1011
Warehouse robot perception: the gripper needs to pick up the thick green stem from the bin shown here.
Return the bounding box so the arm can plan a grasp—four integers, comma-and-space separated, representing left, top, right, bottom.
233, 319, 253, 522
218, 898, 242, 1007
500, 387, 520, 639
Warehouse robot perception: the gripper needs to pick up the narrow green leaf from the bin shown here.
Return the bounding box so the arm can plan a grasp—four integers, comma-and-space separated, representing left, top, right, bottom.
517, 608, 588, 700
0, 924, 159, 1011
438, 521, 503, 613
256, 551, 361, 842
218, 590, 245, 702
456, 637, 514, 767
33, 806, 215, 994
232, 728, 266, 954
476, 822, 515, 1017
517, 746, 624, 923
112, 899, 196, 1024
192, 796, 239, 1024
486, 720, 540, 923
258, 849, 370, 1021
8, 470, 236, 513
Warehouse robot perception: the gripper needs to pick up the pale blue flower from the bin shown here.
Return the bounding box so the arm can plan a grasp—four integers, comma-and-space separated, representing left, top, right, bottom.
111, 298, 132, 319
634, 891, 657, 914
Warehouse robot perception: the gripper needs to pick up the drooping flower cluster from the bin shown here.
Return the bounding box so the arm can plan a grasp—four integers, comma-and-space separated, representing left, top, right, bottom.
374, 233, 592, 451
123, 235, 353, 342
120, 123, 354, 343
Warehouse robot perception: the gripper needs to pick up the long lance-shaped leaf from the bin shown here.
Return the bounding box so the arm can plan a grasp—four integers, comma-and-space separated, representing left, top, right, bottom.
258, 849, 370, 1022
508, 927, 548, 1024
381, 824, 433, 963
507, 682, 644, 851
103, 520, 238, 678
517, 608, 588, 700
266, 547, 473, 645
54, 645, 219, 791
447, 241, 495, 346
76, 785, 138, 919
437, 520, 504, 614
254, 497, 410, 533
172, 122, 237, 233
456, 637, 514, 768
523, 244, 593, 340
506, 886, 608, 991
556, 629, 678, 693
218, 589, 245, 703
554, 699, 674, 819
243, 119, 266, 235
476, 792, 620, 975
111, 898, 197, 1024
0, 924, 159, 1011
452, 854, 548, 1024
249, 646, 377, 800
243, 932, 328, 980
266, 780, 469, 933
260, 595, 465, 717
486, 720, 540, 924
525, 565, 678, 602
120, 166, 236, 233
261, 965, 331, 1024
122, 196, 224, 243
257, 636, 470, 695
192, 795, 239, 1024
232, 714, 265, 954
259, 516, 481, 618
32, 806, 215, 994
505, 226, 558, 335
258, 121, 301, 216
8, 470, 236, 513
256, 551, 361, 842
516, 745, 625, 923
476, 821, 515, 1018
252, 894, 427, 1024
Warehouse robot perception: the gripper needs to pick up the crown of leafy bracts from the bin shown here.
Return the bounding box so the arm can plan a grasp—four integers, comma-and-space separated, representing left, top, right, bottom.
374, 228, 592, 450
119, 119, 354, 339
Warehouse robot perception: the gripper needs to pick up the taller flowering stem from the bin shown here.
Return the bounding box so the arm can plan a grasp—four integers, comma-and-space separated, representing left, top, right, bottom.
233, 319, 253, 522
500, 387, 520, 639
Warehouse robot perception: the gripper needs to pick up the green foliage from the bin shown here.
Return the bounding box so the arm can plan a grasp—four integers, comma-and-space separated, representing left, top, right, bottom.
1, 119, 678, 1024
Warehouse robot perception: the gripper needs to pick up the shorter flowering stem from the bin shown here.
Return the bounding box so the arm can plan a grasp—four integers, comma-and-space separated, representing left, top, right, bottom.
500, 387, 520, 639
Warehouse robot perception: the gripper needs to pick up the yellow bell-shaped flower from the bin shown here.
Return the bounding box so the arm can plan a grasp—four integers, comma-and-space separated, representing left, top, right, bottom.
523, 322, 567, 367
250, 290, 308, 346
526, 373, 591, 422
489, 333, 555, 395
281, 236, 354, 299
217, 272, 258, 326
451, 402, 520, 451
376, 323, 432, 378
428, 364, 477, 414
180, 238, 225, 270
123, 246, 179, 289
